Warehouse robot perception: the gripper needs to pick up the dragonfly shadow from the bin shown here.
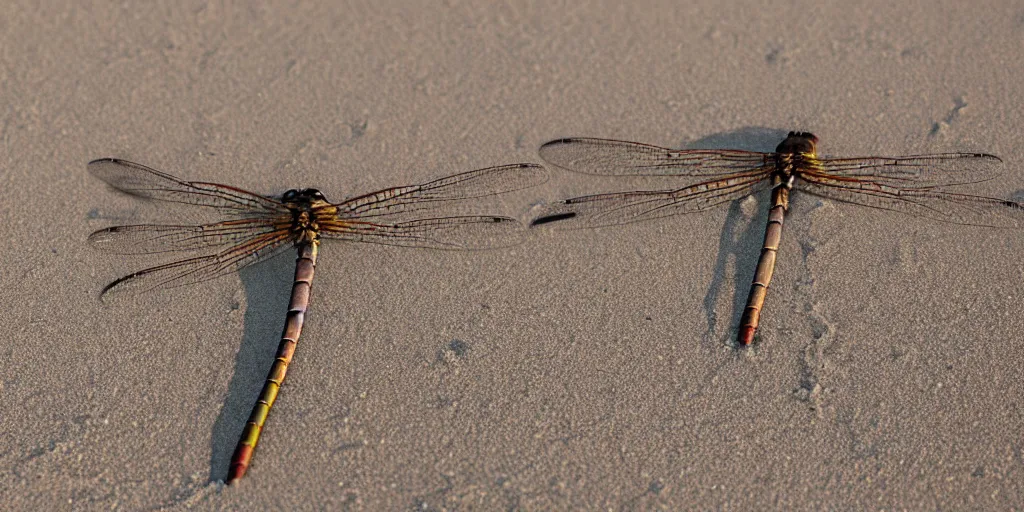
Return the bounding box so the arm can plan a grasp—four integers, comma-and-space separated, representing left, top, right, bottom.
686, 127, 791, 346
208, 250, 296, 483
701, 199, 764, 346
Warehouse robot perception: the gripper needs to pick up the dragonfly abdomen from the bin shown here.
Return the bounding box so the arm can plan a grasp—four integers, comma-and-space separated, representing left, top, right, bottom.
738, 181, 790, 345
228, 241, 319, 483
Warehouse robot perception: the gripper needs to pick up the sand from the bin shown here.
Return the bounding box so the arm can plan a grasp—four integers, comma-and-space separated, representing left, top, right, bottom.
2, 1, 1022, 509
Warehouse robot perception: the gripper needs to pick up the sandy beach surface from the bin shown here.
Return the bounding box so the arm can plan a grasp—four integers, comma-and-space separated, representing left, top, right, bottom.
2, 1, 1022, 509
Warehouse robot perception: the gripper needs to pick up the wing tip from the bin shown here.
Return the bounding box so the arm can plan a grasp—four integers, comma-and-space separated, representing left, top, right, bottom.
530, 212, 577, 227
540, 137, 579, 148
517, 162, 550, 185
98, 279, 127, 303
87, 158, 124, 176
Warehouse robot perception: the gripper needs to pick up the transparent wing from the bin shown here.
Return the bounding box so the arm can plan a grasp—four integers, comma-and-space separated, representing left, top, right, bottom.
334, 163, 548, 221
813, 153, 1003, 188
539, 138, 771, 180
88, 158, 288, 214
88, 218, 283, 255
99, 230, 294, 300
320, 215, 528, 250
317, 163, 547, 249
800, 173, 1024, 229
530, 172, 773, 229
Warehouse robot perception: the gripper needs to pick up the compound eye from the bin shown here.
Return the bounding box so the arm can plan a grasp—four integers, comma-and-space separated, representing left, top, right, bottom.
282, 190, 296, 201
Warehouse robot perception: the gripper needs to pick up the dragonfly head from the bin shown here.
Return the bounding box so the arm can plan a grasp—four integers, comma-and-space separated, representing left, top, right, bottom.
776, 131, 819, 156
281, 188, 328, 204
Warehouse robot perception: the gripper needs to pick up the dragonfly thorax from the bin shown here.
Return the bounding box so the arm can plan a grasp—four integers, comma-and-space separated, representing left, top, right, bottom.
772, 131, 819, 186
279, 188, 333, 243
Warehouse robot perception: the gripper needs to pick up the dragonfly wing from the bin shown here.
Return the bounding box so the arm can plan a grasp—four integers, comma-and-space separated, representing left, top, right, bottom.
530, 173, 772, 229
335, 163, 548, 220
88, 218, 282, 255
801, 174, 1024, 229
813, 153, 1003, 189
88, 158, 288, 214
321, 215, 527, 250
319, 163, 547, 249
99, 230, 293, 300
539, 138, 770, 180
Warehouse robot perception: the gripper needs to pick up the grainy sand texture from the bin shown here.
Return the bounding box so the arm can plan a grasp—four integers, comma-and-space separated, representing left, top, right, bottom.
2, 1, 1022, 509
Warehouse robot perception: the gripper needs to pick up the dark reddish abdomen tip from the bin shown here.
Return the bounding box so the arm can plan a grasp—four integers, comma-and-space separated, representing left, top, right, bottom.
227, 445, 253, 484
737, 326, 756, 346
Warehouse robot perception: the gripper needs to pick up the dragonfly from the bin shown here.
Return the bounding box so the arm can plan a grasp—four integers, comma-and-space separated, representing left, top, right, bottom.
531, 131, 1022, 345
88, 157, 548, 483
